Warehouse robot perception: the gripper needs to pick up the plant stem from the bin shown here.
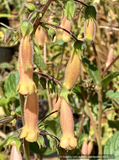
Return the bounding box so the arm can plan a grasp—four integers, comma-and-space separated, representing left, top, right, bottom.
46, 79, 52, 113
19, 94, 30, 160
73, 0, 88, 7
40, 21, 78, 41
102, 54, 119, 76
33, 0, 54, 33
80, 87, 99, 145
92, 42, 102, 159
56, 43, 66, 79
77, 111, 85, 141
19, 94, 25, 124
34, 72, 63, 88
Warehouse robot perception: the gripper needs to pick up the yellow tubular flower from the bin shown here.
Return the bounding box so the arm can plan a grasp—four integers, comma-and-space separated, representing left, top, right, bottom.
62, 17, 72, 42
63, 50, 81, 90
10, 145, 22, 160
17, 46, 37, 95
60, 97, 77, 150
52, 96, 61, 118
20, 35, 33, 70
20, 92, 39, 142
84, 18, 96, 42
35, 27, 46, 49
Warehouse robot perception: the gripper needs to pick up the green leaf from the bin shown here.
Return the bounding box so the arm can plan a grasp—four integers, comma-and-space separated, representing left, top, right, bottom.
4, 71, 19, 98
20, 20, 33, 37
60, 88, 69, 102
51, 52, 62, 61
72, 84, 83, 100
108, 120, 119, 130
106, 90, 119, 104
25, 2, 36, 11
48, 79, 57, 94
40, 77, 46, 89
33, 73, 39, 88
0, 63, 13, 69
0, 97, 9, 106
6, 137, 21, 151
64, 0, 76, 20
101, 72, 119, 89
47, 135, 57, 150
4, 29, 14, 43
29, 142, 46, 154
50, 39, 64, 47
37, 136, 46, 148
44, 117, 62, 139
48, 27, 56, 40
33, 53, 46, 70
72, 40, 86, 58
82, 58, 98, 84
104, 131, 119, 160
0, 135, 11, 151
84, 5, 96, 20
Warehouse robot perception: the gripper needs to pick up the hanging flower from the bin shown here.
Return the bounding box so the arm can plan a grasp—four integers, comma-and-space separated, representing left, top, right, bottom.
61, 16, 72, 42
60, 97, 77, 150
84, 18, 96, 42
17, 45, 37, 95
35, 27, 46, 49
20, 35, 33, 71
20, 92, 39, 142
63, 50, 81, 90
10, 144, 22, 160
52, 95, 61, 118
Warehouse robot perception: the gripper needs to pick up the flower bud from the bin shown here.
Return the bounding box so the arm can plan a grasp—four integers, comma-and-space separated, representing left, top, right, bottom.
63, 50, 81, 90
10, 145, 22, 160
17, 45, 37, 95
60, 97, 77, 150
52, 96, 61, 118
20, 92, 39, 142
20, 35, 33, 70
62, 17, 72, 42
88, 141, 93, 155
81, 140, 88, 155
35, 27, 46, 49
84, 18, 96, 42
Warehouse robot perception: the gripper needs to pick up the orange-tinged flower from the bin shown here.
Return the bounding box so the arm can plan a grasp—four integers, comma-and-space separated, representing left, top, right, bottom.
17, 46, 37, 95
63, 50, 81, 90
62, 17, 72, 42
20, 35, 33, 70
84, 18, 96, 42
35, 27, 46, 49
88, 141, 93, 155
52, 95, 61, 118
10, 145, 22, 160
60, 97, 77, 150
20, 92, 39, 142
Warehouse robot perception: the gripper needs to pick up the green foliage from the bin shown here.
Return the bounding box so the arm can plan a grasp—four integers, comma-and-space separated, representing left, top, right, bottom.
104, 131, 119, 160
25, 3, 36, 11
6, 137, 21, 151
82, 58, 98, 84
4, 71, 19, 98
64, 0, 76, 20
101, 72, 119, 88
0, 71, 19, 106
85, 5, 96, 20
71, 40, 86, 58
20, 20, 33, 37
33, 53, 46, 70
